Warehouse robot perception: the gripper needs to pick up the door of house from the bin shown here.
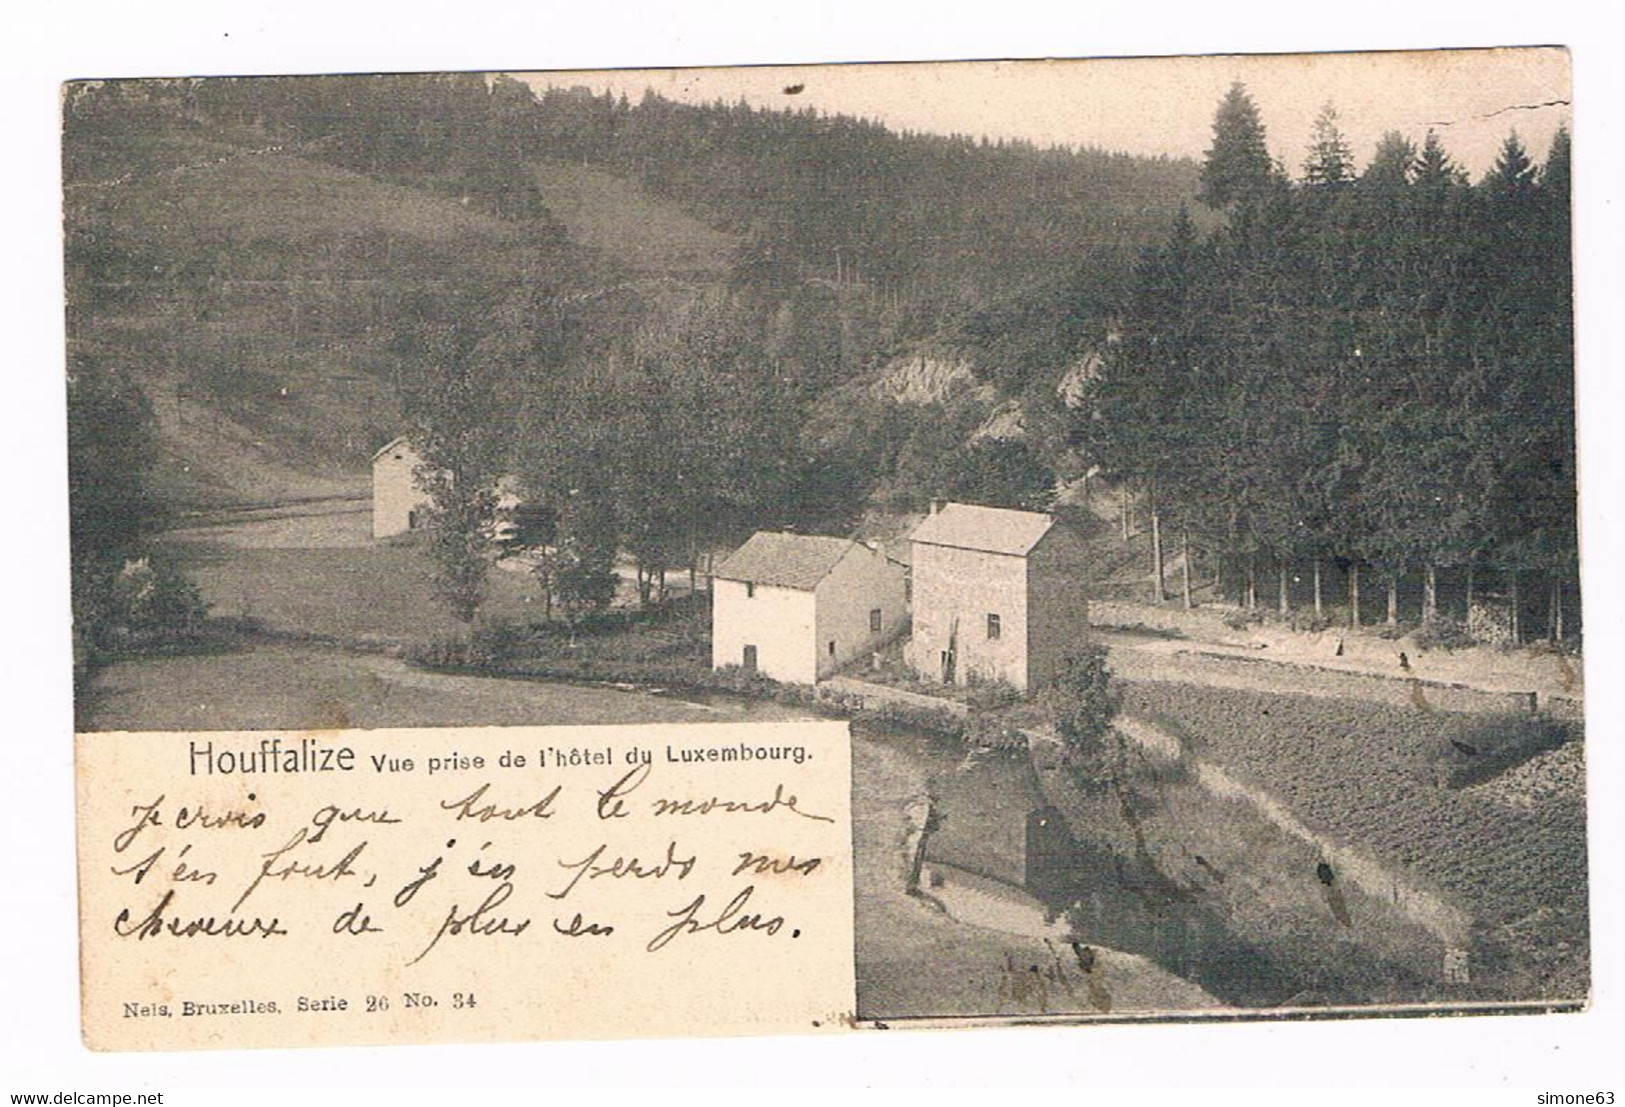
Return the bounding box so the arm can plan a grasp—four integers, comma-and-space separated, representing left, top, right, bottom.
940, 648, 955, 684
742, 644, 758, 673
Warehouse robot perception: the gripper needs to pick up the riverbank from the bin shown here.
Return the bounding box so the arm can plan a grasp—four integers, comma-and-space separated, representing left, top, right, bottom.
852, 732, 1219, 1021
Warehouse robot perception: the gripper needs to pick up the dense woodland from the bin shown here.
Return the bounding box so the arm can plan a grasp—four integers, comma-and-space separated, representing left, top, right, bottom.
63, 74, 1577, 644
1080, 90, 1575, 640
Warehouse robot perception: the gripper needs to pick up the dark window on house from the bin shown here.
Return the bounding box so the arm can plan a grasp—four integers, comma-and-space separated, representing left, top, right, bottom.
746, 581, 755, 598
987, 613, 1001, 639
407, 510, 419, 530
870, 608, 882, 633
828, 640, 836, 657
742, 645, 757, 672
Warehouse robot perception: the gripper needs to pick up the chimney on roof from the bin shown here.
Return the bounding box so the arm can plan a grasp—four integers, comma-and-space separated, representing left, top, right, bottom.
929, 499, 944, 516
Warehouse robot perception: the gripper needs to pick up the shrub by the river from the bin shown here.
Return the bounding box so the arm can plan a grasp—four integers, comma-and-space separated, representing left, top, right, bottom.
1044, 643, 1119, 786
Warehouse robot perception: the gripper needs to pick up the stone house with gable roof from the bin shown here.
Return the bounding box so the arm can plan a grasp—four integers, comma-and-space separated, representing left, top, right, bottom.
903, 501, 1090, 692
372, 434, 524, 544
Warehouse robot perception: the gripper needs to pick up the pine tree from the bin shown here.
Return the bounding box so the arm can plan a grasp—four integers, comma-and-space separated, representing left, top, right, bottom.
1541, 124, 1571, 199
1199, 82, 1274, 211
1412, 130, 1466, 189
1362, 131, 1416, 190
1302, 102, 1355, 187
1484, 131, 1538, 202
1079, 204, 1213, 602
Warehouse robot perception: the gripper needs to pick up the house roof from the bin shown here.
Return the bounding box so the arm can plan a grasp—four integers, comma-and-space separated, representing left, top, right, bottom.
372, 435, 417, 462
713, 532, 858, 591
909, 501, 1054, 557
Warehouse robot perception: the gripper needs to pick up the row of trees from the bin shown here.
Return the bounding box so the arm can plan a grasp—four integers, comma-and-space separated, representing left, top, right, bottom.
1080, 85, 1575, 636
398, 282, 829, 623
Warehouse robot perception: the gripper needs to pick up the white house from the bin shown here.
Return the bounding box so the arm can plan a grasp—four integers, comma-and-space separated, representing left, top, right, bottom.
372, 437, 526, 543
371, 436, 433, 540
712, 531, 909, 684
903, 502, 1090, 692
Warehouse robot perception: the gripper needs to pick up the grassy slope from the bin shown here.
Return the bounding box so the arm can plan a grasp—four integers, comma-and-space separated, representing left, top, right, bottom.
68, 134, 540, 510
69, 143, 746, 511
77, 641, 747, 733
529, 160, 736, 277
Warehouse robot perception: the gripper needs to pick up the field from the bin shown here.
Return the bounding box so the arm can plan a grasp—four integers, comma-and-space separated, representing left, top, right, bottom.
170, 540, 552, 645
166, 514, 714, 650
91, 509, 728, 734
77, 641, 760, 733
1118, 681, 1589, 999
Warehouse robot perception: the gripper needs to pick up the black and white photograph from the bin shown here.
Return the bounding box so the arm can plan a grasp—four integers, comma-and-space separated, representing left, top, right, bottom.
62, 47, 1585, 1036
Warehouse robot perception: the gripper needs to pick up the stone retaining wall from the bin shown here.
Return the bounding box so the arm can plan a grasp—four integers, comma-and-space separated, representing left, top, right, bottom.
821, 675, 972, 716
1109, 645, 1557, 718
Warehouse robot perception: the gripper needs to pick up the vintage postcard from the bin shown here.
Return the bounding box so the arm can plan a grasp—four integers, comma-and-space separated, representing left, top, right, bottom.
65, 47, 1583, 1051
77, 722, 855, 1049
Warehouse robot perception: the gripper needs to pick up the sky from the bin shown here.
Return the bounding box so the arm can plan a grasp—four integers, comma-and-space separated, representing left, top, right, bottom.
518, 48, 1572, 180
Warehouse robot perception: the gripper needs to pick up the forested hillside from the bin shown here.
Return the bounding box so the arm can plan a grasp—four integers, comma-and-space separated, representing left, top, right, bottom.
63, 73, 1576, 640
62, 74, 1198, 513
525, 83, 1200, 313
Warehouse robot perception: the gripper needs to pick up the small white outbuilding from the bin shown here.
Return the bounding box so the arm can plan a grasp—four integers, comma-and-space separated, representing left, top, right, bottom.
371, 436, 432, 540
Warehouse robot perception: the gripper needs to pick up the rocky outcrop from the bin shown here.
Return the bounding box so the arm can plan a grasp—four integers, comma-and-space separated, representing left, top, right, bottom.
871, 352, 993, 407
